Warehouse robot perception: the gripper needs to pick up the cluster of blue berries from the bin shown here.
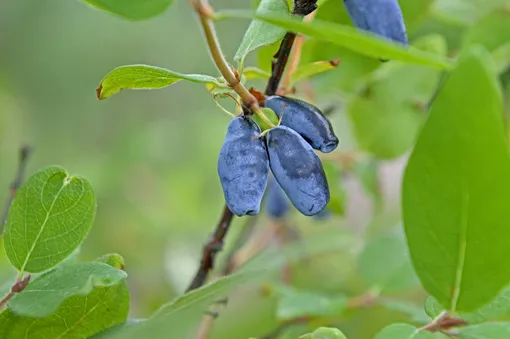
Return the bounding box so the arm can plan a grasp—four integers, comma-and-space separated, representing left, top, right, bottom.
217, 96, 338, 217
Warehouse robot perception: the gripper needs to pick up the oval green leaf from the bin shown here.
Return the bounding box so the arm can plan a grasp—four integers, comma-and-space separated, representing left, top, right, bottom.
0, 282, 129, 338
97, 65, 222, 100
8, 262, 127, 317
83, 0, 172, 20
402, 46, 510, 312
3, 166, 96, 274
234, 0, 289, 63
216, 11, 454, 69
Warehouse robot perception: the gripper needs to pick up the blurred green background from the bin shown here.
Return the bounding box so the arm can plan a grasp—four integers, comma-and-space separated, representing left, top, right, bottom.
0, 0, 509, 338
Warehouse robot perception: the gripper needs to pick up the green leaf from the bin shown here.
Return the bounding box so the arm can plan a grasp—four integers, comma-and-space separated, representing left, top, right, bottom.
322, 160, 347, 215
234, 0, 289, 63
104, 232, 354, 339
462, 285, 510, 324
105, 269, 269, 339
348, 35, 446, 159
460, 323, 510, 339
8, 262, 126, 317
374, 324, 435, 339
424, 296, 444, 319
300, 327, 347, 339
0, 282, 129, 338
216, 11, 454, 69
257, 41, 281, 73
402, 46, 510, 312
426, 285, 510, 324
3, 166, 96, 274
97, 65, 222, 100
358, 232, 419, 293
96, 253, 125, 270
243, 66, 271, 80
462, 9, 510, 52
271, 284, 347, 320
290, 59, 340, 86
82, 0, 172, 20
252, 108, 280, 131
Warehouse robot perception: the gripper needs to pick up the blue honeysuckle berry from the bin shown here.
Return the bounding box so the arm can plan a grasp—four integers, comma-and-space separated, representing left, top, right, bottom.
265, 95, 339, 153
217, 116, 269, 216
344, 0, 408, 46
266, 126, 330, 216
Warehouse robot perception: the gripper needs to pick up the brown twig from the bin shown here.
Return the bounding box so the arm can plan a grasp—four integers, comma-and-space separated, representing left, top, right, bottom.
186, 205, 234, 292
0, 275, 31, 311
1, 145, 32, 235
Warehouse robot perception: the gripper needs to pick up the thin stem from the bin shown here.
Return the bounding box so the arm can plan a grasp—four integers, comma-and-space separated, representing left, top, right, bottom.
1, 145, 32, 235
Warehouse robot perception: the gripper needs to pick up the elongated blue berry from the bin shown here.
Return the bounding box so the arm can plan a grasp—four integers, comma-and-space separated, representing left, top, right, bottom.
267, 126, 330, 216
344, 0, 408, 46
217, 117, 269, 216
265, 95, 339, 153
265, 176, 290, 219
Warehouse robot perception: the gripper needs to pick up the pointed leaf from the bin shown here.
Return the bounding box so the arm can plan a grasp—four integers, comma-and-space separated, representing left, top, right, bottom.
3, 166, 96, 274
290, 59, 340, 86
0, 282, 129, 338
374, 324, 434, 339
97, 65, 221, 100
402, 46, 510, 312
243, 67, 271, 80
217, 11, 454, 69
8, 262, 127, 317
83, 0, 172, 20
234, 0, 289, 63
